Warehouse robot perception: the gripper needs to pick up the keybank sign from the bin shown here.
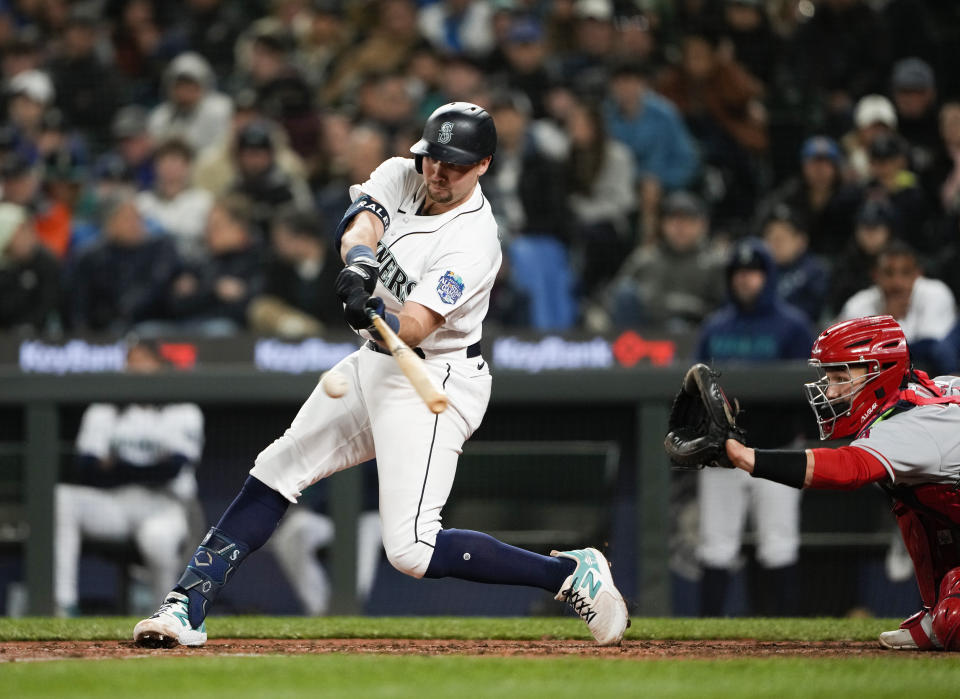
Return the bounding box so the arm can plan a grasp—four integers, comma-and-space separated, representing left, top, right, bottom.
19, 339, 127, 374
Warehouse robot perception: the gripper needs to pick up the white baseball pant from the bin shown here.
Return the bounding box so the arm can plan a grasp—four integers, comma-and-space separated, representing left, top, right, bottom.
251, 346, 491, 579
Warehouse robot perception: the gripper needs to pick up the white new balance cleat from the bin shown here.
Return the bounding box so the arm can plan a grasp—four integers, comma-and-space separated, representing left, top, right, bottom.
133, 591, 207, 648
878, 609, 941, 651
552, 547, 630, 646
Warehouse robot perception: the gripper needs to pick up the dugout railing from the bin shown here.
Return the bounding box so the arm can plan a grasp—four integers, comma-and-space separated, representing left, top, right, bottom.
1, 363, 829, 616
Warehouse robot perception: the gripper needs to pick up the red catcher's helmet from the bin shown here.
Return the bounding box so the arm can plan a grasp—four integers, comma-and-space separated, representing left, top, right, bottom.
804, 315, 910, 439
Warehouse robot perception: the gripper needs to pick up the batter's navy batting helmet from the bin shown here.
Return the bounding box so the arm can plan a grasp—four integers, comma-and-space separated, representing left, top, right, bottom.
410, 102, 497, 173
803, 315, 910, 440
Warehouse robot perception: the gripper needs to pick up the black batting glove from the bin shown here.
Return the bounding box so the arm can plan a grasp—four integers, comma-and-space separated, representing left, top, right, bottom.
342, 287, 373, 331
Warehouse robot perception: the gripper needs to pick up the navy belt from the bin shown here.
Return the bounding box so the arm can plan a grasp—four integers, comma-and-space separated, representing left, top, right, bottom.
365, 340, 481, 359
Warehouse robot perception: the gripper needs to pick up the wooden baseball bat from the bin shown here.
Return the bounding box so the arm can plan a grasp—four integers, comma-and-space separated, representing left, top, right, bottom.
366, 310, 448, 414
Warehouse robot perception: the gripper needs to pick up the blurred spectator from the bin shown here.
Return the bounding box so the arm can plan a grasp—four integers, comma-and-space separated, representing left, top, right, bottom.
0, 151, 77, 258
760, 204, 829, 325
493, 16, 557, 121
657, 23, 769, 232
721, 0, 781, 89
172, 0, 255, 83
789, 0, 889, 137
0, 202, 60, 334
147, 52, 234, 153
598, 190, 725, 332
436, 54, 489, 107
296, 1, 353, 91
135, 138, 214, 263
695, 238, 813, 617
108, 0, 174, 105
316, 124, 389, 230
756, 135, 862, 256
248, 208, 342, 338
55, 339, 203, 616
164, 195, 263, 336
193, 98, 308, 196
38, 147, 87, 259
68, 194, 182, 333
322, 0, 422, 106
1, 32, 42, 84
934, 102, 960, 216
354, 70, 417, 143
890, 57, 940, 194
865, 133, 934, 253
603, 61, 700, 246
418, 0, 495, 59
838, 241, 957, 375
228, 121, 312, 237
5, 68, 54, 145
842, 94, 898, 185
48, 9, 121, 151
560, 0, 617, 101
105, 105, 156, 191
828, 199, 895, 317
242, 24, 317, 159
483, 91, 572, 329
563, 98, 636, 298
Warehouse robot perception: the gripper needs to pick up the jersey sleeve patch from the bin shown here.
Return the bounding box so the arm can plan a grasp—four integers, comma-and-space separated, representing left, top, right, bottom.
437, 270, 465, 304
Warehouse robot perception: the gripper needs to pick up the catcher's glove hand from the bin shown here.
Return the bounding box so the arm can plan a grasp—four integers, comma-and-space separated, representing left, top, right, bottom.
663, 363, 746, 469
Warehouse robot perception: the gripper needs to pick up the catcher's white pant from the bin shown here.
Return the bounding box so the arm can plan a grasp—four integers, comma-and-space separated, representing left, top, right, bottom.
269, 509, 382, 615
251, 346, 491, 579
697, 467, 801, 569
55, 484, 189, 611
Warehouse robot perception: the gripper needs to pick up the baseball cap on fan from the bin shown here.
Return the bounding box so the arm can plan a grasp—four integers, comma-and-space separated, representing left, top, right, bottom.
854, 94, 898, 130
7, 69, 54, 105
575, 0, 613, 21
891, 57, 935, 92
662, 190, 707, 218
800, 136, 841, 164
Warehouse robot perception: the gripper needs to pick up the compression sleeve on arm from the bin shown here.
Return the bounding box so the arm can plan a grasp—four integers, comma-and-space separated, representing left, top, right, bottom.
750, 449, 808, 489
809, 446, 889, 490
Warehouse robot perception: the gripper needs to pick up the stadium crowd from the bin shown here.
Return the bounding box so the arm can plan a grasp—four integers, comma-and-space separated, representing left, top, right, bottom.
1, 0, 960, 363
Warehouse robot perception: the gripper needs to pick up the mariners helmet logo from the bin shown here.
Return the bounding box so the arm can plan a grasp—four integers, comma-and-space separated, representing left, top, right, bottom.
438, 121, 455, 144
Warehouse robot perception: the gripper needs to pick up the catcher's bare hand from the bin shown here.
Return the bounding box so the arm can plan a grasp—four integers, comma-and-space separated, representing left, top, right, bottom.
663, 363, 746, 469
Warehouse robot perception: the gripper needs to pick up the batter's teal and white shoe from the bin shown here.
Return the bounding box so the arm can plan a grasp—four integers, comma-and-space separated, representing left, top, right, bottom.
552, 547, 630, 646
133, 591, 207, 648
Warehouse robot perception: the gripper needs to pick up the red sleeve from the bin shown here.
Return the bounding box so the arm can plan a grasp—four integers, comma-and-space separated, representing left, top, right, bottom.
809, 446, 889, 490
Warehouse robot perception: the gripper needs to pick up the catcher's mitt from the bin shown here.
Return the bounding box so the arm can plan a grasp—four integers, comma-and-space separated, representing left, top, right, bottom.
663, 363, 746, 469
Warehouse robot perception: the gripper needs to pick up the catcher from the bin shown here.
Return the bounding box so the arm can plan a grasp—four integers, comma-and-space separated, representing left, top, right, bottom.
665, 315, 960, 651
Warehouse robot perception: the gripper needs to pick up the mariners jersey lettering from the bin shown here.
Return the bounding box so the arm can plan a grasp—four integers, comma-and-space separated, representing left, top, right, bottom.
850, 376, 960, 485
349, 157, 502, 353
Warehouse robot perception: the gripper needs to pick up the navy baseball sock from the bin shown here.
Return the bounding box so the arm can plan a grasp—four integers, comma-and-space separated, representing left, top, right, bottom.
174, 475, 289, 624
423, 528, 575, 593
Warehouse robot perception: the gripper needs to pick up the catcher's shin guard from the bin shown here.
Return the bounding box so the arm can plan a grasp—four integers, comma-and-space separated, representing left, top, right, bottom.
933, 567, 960, 651
177, 527, 251, 627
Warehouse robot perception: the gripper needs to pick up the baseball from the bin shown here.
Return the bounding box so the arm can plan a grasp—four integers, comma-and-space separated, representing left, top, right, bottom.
321, 370, 350, 398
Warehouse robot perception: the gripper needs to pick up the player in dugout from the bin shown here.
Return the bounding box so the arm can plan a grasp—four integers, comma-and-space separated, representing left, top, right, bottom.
666, 314, 960, 650
133, 102, 629, 648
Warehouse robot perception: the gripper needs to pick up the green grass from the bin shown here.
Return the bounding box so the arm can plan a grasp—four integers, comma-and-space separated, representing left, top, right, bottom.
3, 655, 960, 699
5, 617, 960, 699
0, 615, 902, 642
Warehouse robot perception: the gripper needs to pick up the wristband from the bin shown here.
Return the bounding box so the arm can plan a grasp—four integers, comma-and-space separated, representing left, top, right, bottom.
346, 244, 376, 266
751, 449, 807, 489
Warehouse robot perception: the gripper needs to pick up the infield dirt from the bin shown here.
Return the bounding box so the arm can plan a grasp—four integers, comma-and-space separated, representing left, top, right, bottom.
0, 638, 931, 662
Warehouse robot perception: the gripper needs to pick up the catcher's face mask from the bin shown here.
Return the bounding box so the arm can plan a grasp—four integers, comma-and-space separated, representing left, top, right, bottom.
803, 361, 876, 439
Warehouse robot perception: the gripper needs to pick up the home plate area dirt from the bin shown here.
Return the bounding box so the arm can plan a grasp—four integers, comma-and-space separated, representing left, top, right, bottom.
0, 638, 918, 662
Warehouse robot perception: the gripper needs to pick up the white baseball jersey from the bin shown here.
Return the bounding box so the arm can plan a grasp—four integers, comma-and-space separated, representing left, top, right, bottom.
838, 277, 957, 341
349, 157, 502, 353
252, 156, 501, 579
851, 376, 960, 486
76, 403, 204, 499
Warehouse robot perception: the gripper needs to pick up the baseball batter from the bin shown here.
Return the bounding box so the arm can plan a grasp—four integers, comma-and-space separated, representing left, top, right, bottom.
687, 315, 960, 650
134, 102, 628, 648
